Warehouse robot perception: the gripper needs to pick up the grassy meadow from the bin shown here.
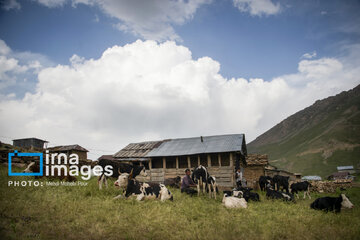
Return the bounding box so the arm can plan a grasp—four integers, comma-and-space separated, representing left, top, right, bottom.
1, 166, 360, 240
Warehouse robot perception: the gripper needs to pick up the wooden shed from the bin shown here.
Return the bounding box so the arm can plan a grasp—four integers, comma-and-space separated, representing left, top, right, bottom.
113, 134, 248, 187
48, 144, 89, 161
12, 138, 48, 150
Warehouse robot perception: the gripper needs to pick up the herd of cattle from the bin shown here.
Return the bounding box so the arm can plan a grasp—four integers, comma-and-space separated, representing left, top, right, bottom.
23, 160, 355, 213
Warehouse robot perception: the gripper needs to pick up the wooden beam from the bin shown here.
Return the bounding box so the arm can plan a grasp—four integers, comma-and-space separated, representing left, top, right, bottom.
187, 156, 191, 169
229, 153, 233, 167
163, 157, 166, 169
176, 157, 179, 169
207, 154, 211, 167
198, 155, 200, 166
149, 158, 152, 170
218, 154, 221, 167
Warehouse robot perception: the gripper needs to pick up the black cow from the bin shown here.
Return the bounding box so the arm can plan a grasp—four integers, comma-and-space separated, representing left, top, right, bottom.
259, 176, 272, 191
290, 181, 311, 199
272, 175, 290, 193
266, 184, 294, 201
97, 159, 147, 190
118, 172, 173, 201
310, 194, 354, 213
164, 176, 181, 188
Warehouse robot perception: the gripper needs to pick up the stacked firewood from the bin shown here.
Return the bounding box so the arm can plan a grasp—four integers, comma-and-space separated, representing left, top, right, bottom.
309, 180, 352, 193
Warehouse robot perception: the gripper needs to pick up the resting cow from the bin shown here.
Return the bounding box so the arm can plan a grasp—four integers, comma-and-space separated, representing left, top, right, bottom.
310, 194, 354, 213
290, 181, 311, 199
164, 176, 181, 188
225, 187, 260, 202
266, 184, 294, 202
272, 175, 290, 193
97, 159, 147, 190
259, 176, 272, 191
222, 193, 247, 209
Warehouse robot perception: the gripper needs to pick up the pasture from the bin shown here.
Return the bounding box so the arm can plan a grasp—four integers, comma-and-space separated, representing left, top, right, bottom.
0, 166, 359, 240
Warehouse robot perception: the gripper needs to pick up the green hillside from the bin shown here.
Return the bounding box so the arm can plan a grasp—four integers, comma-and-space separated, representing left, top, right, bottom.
248, 84, 360, 178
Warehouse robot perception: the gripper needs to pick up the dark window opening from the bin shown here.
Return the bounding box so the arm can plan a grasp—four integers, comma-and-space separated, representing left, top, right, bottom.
220, 153, 230, 166
190, 155, 198, 168
152, 157, 163, 168
200, 154, 207, 167
210, 153, 219, 167
179, 156, 188, 168
166, 157, 176, 168
143, 161, 149, 170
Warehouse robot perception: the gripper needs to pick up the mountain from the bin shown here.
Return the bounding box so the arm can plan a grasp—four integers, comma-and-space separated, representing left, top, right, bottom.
248, 84, 360, 178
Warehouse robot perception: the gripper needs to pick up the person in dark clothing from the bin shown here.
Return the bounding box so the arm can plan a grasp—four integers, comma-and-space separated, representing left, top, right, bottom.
181, 169, 197, 195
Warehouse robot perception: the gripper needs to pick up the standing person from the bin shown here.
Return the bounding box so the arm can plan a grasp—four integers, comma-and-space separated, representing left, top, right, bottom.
235, 168, 243, 188
181, 169, 197, 195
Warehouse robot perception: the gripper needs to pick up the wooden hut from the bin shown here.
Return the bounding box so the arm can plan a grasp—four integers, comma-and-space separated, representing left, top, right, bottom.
113, 134, 247, 187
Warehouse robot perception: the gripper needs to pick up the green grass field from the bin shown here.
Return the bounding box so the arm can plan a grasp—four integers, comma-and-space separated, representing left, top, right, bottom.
1, 166, 360, 240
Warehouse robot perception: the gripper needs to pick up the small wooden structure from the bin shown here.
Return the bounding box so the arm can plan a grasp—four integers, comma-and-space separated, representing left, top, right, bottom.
13, 138, 48, 150
48, 144, 89, 160
113, 134, 247, 187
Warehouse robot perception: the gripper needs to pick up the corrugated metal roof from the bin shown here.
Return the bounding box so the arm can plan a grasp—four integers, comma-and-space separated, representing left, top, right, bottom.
146, 134, 245, 157
13, 137, 48, 143
302, 176, 322, 181
337, 166, 354, 170
113, 141, 163, 158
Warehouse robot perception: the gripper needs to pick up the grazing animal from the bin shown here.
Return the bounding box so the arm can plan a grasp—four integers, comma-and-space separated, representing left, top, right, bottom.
259, 176, 272, 191
266, 184, 294, 201
164, 176, 181, 188
232, 187, 260, 202
272, 175, 290, 192
23, 161, 77, 181
290, 181, 311, 199
310, 194, 354, 213
97, 159, 147, 190
222, 193, 247, 208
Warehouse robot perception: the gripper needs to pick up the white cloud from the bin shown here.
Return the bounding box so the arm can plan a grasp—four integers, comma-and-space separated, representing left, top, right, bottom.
301, 51, 317, 59
233, 0, 281, 16
1, 0, 21, 11
0, 40, 359, 159
35, 0, 67, 8
34, 0, 210, 41
0, 39, 54, 95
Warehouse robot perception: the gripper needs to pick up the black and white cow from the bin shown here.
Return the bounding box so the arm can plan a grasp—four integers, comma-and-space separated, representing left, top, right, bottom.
115, 172, 173, 201
192, 165, 217, 199
225, 187, 260, 202
266, 184, 294, 202
207, 175, 219, 199
97, 159, 147, 189
310, 194, 354, 213
259, 176, 272, 191
272, 175, 290, 193
290, 181, 311, 199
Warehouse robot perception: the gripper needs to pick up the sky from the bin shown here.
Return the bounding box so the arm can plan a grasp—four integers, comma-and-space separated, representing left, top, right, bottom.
0, 0, 359, 159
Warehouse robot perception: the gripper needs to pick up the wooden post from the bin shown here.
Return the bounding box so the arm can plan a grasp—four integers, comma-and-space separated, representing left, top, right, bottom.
163, 157, 166, 169
176, 157, 179, 169
187, 156, 191, 168
207, 154, 211, 167
198, 155, 200, 166
218, 154, 221, 167
230, 153, 233, 167
149, 158, 152, 169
